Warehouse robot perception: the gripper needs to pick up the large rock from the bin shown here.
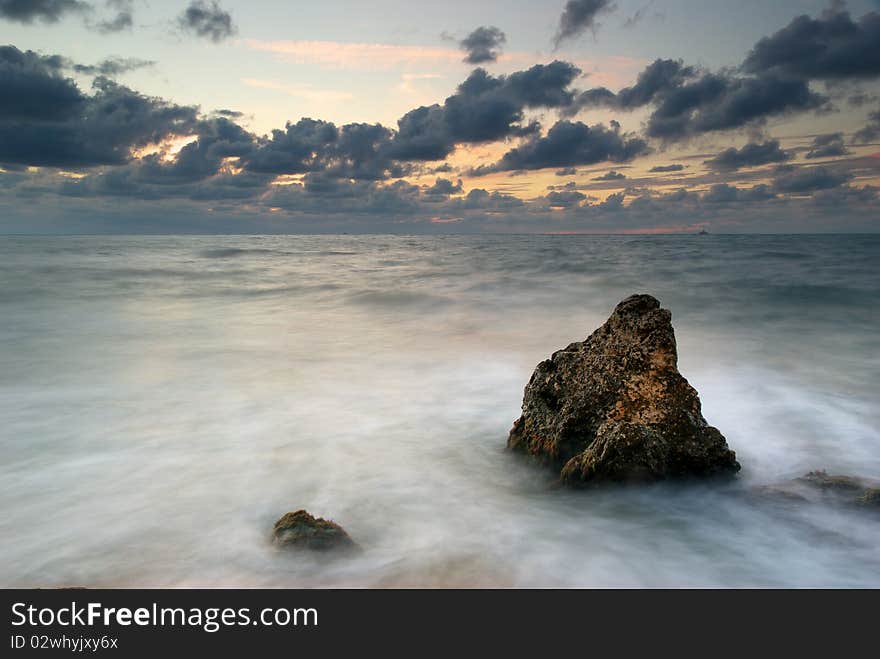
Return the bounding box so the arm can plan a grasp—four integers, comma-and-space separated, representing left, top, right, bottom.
272, 510, 358, 552
508, 294, 740, 484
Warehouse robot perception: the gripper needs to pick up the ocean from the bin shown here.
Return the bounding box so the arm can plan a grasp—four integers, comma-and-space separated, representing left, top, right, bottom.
1, 234, 878, 587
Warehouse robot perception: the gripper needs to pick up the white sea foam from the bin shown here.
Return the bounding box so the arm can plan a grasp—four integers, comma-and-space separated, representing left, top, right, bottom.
0, 234, 878, 587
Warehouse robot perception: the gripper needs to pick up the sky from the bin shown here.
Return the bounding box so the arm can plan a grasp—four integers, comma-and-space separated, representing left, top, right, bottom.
0, 0, 879, 233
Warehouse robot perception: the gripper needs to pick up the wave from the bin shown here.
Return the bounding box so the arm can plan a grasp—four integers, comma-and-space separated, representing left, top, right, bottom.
347, 289, 452, 309
199, 248, 287, 259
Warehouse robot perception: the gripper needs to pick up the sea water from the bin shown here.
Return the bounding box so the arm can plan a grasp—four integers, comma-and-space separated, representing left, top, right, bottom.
1, 234, 878, 587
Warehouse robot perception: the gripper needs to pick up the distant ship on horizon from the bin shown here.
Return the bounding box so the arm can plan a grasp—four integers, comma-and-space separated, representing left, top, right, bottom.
697, 229, 710, 235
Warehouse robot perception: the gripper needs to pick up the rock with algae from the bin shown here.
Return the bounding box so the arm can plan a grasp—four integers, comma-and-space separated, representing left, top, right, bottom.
508, 294, 740, 484
272, 510, 358, 552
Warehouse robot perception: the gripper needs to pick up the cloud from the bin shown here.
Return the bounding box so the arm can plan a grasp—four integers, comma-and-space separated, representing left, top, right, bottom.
0, 47, 198, 167
133, 117, 255, 184
544, 188, 587, 208
0, 50, 583, 176
422, 177, 463, 199
848, 92, 877, 107
472, 120, 648, 174
568, 50, 828, 140
242, 118, 403, 181
567, 58, 693, 114
387, 61, 580, 161
0, 0, 135, 33
457, 187, 524, 211
244, 118, 340, 175
93, 0, 132, 33
805, 132, 850, 159
742, 7, 880, 80
2, 33, 877, 234
178, 1, 236, 43
1, 45, 86, 121
853, 108, 880, 143
459, 26, 506, 65
71, 56, 155, 76
554, 0, 617, 47
0, 0, 88, 24
593, 170, 626, 180
647, 71, 826, 140
772, 165, 851, 193
623, 1, 657, 29
649, 164, 684, 172
702, 183, 775, 203
704, 139, 791, 171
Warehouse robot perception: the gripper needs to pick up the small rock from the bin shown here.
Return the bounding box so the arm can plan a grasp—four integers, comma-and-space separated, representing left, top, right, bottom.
508, 294, 740, 484
762, 470, 880, 510
272, 510, 358, 551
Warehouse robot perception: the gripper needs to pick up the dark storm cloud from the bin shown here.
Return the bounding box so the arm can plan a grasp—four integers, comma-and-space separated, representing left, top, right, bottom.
544, 188, 586, 208
243, 119, 401, 180
645, 72, 826, 140
554, 0, 616, 47
568, 59, 695, 113
0, 48, 198, 167
612, 59, 695, 108
0, 0, 138, 34
422, 177, 463, 200
702, 183, 775, 203
388, 61, 581, 161
39, 57, 585, 189
0, 51, 583, 177
72, 56, 155, 76
568, 58, 827, 140
3, 13, 878, 235
853, 109, 880, 143
59, 161, 273, 201
471, 120, 649, 174
847, 92, 877, 107
704, 140, 791, 171
329, 122, 403, 180
0, 46, 84, 121
772, 165, 851, 193
593, 170, 625, 181
178, 1, 236, 42
259, 175, 426, 217
244, 118, 338, 175
459, 26, 506, 64
742, 8, 880, 80
134, 117, 254, 183
805, 132, 850, 159
0, 0, 88, 23
649, 164, 684, 173
457, 187, 524, 211
2, 78, 198, 167
810, 182, 878, 208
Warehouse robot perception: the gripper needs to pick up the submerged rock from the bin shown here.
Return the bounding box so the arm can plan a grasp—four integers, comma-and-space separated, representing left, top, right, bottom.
755, 471, 880, 510
272, 510, 358, 552
508, 294, 740, 484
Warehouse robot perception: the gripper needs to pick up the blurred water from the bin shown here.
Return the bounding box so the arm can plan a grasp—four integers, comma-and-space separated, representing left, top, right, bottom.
0, 234, 878, 587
